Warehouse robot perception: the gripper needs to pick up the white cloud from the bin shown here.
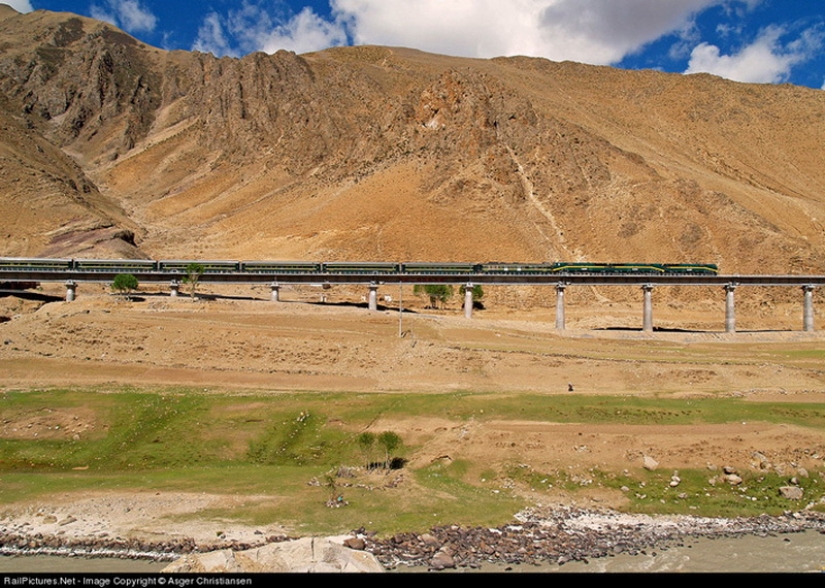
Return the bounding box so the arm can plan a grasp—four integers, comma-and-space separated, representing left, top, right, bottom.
4, 0, 33, 12
90, 0, 157, 34
192, 12, 237, 57
187, 0, 820, 87
332, 0, 540, 58
685, 25, 822, 83
193, 0, 728, 63
259, 7, 348, 55
536, 0, 718, 63
115, 0, 157, 33
192, 3, 347, 57
330, 0, 720, 64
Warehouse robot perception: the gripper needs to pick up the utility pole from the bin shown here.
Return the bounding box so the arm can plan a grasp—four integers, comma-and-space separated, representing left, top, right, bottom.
398, 283, 403, 337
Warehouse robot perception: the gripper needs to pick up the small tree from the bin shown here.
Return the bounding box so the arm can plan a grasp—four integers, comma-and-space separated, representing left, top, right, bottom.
378, 431, 401, 469
414, 284, 454, 309
357, 431, 376, 469
183, 262, 205, 300
323, 470, 338, 503
111, 273, 138, 300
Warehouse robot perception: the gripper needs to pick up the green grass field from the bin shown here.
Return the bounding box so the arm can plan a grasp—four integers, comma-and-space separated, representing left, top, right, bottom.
1, 386, 823, 534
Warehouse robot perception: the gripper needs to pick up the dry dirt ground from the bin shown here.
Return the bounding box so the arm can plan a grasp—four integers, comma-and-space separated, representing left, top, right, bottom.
1, 283, 824, 544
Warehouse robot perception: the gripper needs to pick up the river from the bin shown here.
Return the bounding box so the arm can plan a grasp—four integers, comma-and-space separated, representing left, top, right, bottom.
1, 530, 823, 573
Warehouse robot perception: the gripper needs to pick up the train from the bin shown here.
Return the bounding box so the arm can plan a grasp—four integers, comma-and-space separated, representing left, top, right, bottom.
0, 258, 720, 275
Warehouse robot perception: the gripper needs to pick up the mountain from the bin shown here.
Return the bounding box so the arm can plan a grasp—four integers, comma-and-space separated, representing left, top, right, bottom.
1, 5, 824, 276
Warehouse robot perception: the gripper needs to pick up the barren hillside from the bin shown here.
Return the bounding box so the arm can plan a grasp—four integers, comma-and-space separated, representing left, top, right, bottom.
1, 5, 824, 276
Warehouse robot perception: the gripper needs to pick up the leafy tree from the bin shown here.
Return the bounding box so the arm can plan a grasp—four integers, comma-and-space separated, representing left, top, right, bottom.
111, 273, 138, 300
459, 284, 484, 302
357, 432, 376, 469
414, 284, 454, 309
378, 431, 401, 469
183, 263, 205, 300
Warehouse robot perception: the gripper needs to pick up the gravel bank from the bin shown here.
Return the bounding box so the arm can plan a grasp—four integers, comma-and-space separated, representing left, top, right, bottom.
363, 507, 825, 571
5, 507, 823, 571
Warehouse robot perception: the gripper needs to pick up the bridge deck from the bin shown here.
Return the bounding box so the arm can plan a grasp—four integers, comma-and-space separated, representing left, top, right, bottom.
1, 269, 824, 287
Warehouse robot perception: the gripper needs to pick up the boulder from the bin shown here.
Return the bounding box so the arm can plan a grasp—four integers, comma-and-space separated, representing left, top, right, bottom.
343, 537, 366, 550
779, 486, 804, 501
643, 456, 659, 471
430, 549, 456, 570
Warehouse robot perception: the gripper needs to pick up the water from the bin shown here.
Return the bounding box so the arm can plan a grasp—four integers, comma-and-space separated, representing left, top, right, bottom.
0, 555, 167, 573
543, 531, 825, 573
1, 531, 823, 573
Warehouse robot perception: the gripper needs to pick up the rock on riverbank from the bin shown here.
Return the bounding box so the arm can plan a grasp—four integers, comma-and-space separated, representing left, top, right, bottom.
362, 508, 825, 571
162, 537, 385, 573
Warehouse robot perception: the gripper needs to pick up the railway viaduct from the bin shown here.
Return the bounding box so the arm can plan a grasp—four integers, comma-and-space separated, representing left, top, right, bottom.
2, 266, 824, 333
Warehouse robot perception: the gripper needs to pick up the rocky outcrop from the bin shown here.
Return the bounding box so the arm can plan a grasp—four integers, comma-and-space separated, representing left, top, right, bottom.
162, 537, 385, 573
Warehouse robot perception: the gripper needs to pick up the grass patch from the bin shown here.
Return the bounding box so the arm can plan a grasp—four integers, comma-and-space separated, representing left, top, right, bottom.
506, 463, 601, 493
247, 410, 351, 466
411, 460, 523, 529
605, 468, 825, 517
504, 463, 825, 518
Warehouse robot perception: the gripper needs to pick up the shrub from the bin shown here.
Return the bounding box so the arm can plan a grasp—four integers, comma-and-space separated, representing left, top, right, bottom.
111, 274, 139, 300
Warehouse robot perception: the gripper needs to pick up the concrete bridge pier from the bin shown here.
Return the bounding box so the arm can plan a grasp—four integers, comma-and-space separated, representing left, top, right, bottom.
368, 283, 378, 311
170, 280, 181, 298
642, 284, 654, 332
270, 282, 281, 302
555, 283, 567, 330
725, 283, 737, 333
65, 280, 77, 302
803, 285, 815, 332
464, 283, 474, 319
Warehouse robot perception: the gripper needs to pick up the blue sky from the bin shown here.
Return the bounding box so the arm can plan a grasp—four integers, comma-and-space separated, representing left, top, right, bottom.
8, 1, 824, 89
